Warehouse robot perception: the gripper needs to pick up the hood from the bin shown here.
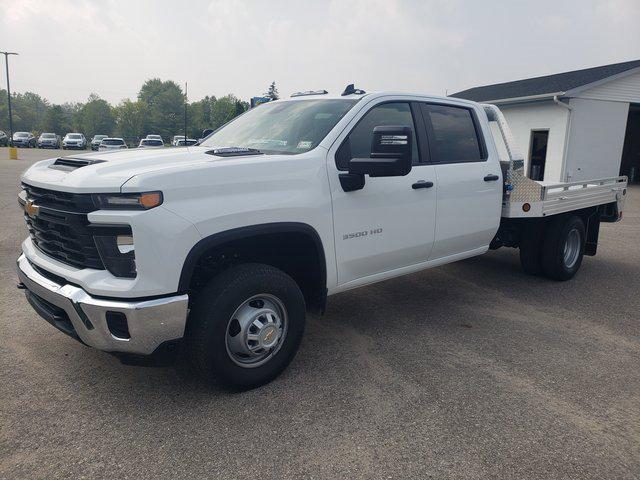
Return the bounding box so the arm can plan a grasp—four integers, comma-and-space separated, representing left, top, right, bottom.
21, 147, 214, 192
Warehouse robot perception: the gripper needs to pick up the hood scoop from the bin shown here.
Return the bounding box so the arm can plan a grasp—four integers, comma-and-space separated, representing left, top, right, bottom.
49, 157, 105, 172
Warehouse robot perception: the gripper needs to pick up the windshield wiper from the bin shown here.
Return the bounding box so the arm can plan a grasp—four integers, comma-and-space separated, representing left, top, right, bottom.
205, 147, 264, 157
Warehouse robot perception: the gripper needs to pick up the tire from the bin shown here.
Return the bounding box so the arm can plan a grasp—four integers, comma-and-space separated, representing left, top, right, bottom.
186, 263, 306, 390
519, 222, 544, 276
541, 215, 585, 281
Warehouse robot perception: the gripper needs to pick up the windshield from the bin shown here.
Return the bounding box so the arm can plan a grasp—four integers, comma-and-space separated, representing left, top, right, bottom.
103, 139, 124, 145
15, 132, 29, 137
141, 140, 163, 146
94, 135, 106, 140
200, 99, 358, 154
68, 134, 82, 139
41, 133, 56, 138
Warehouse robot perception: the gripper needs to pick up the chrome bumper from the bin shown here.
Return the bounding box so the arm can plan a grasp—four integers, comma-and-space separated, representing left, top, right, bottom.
16, 254, 189, 355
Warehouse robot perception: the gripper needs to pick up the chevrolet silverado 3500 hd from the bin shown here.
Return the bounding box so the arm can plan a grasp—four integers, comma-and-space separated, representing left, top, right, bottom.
16, 88, 627, 389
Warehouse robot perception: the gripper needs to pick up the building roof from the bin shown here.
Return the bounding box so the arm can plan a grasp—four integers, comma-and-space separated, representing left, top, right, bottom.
451, 59, 640, 102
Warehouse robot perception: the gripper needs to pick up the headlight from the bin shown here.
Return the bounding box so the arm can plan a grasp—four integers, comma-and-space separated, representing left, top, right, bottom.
92, 192, 163, 210
94, 229, 136, 278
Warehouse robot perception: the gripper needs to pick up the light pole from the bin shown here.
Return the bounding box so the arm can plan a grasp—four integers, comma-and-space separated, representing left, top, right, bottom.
1, 51, 18, 150
184, 82, 188, 144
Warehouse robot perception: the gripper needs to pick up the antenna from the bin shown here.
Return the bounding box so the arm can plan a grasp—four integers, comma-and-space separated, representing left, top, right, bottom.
341, 84, 366, 96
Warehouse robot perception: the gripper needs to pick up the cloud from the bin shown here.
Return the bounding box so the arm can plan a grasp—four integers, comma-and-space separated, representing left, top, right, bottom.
0, 0, 638, 104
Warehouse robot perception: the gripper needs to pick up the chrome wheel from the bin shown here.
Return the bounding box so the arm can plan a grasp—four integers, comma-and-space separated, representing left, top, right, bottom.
563, 228, 581, 269
225, 294, 288, 368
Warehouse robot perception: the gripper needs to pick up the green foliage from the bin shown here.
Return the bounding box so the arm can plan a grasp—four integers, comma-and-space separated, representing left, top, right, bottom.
264, 81, 279, 100
79, 94, 115, 138
0, 80, 252, 141
114, 99, 143, 143
137, 79, 184, 140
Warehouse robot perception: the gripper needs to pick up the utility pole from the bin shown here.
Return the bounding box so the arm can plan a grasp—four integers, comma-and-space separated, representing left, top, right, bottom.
184, 82, 187, 144
1, 51, 18, 149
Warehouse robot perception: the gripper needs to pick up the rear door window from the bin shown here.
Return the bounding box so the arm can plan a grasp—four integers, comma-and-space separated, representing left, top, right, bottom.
420, 104, 485, 163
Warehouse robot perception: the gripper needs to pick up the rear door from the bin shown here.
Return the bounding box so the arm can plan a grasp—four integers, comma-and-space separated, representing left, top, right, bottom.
327, 100, 437, 286
418, 102, 502, 260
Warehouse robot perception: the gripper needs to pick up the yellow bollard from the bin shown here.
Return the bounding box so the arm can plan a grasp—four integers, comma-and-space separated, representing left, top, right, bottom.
8, 147, 18, 160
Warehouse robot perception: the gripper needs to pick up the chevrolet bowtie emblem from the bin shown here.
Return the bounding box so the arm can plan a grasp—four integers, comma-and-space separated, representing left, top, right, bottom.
25, 200, 40, 218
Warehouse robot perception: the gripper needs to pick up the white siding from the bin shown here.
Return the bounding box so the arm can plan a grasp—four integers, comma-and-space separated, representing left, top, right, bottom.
564, 98, 629, 181
493, 101, 569, 182
576, 70, 640, 103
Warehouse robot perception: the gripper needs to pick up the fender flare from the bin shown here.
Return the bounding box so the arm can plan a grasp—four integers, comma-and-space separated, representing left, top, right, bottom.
177, 222, 327, 295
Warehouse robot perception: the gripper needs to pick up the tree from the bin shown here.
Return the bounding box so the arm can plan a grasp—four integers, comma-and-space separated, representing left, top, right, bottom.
60, 102, 84, 133
0, 79, 250, 140
42, 105, 66, 133
210, 95, 243, 130
264, 81, 279, 100
79, 93, 115, 138
137, 78, 184, 139
114, 99, 143, 143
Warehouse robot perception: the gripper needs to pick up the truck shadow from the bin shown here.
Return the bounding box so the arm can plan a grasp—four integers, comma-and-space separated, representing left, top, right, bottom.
59, 247, 640, 401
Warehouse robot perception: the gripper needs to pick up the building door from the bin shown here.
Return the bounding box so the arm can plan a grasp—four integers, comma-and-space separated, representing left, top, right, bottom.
620, 104, 640, 183
528, 130, 549, 181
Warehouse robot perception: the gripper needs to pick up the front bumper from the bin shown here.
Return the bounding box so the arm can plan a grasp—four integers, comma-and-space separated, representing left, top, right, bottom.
17, 254, 189, 355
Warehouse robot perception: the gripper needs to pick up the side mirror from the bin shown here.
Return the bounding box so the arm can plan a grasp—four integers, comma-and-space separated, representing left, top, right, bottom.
202, 128, 214, 138
348, 126, 413, 177
339, 125, 413, 192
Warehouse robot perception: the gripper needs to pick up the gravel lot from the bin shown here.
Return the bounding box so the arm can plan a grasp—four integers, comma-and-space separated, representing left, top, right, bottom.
1, 147, 639, 479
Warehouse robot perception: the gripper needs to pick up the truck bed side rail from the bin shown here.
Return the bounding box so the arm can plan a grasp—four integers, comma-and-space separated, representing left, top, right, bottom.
540, 176, 627, 216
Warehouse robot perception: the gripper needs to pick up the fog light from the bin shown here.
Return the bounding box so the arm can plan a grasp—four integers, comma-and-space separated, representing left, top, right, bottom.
94, 230, 137, 278
116, 235, 134, 254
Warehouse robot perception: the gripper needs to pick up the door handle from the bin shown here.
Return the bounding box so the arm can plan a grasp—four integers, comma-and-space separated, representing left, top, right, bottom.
484, 174, 500, 182
412, 180, 434, 189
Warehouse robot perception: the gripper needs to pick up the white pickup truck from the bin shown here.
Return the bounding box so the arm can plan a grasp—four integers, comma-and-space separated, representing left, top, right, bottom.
16, 86, 628, 389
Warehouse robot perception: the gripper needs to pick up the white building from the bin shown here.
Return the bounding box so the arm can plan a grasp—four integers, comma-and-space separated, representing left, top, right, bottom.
452, 60, 640, 184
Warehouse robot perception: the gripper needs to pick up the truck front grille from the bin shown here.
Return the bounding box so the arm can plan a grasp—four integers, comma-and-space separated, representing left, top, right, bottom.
22, 184, 105, 270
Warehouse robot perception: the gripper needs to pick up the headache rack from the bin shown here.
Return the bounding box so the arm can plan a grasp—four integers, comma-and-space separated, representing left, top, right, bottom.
482, 104, 628, 219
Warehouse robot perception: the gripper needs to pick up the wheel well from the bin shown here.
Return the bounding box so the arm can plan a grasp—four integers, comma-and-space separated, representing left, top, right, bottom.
492, 205, 606, 256
179, 224, 327, 313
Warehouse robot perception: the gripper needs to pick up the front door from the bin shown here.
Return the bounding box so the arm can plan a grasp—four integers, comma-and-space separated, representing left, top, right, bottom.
327, 101, 437, 286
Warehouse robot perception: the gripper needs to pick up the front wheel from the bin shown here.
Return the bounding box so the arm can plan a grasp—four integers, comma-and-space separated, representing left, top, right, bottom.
186, 263, 306, 390
541, 215, 585, 281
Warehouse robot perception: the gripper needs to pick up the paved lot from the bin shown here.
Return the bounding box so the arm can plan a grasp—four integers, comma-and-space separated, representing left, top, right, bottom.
1, 147, 639, 479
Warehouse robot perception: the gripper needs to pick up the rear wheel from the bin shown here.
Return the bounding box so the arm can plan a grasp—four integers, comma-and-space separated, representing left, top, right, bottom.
541, 215, 585, 281
186, 263, 306, 390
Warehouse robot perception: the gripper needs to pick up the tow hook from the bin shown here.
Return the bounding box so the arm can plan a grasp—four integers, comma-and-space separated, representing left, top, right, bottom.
17, 282, 26, 290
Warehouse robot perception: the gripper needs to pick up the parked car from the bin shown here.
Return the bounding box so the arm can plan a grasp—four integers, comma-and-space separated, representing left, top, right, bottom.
176, 138, 198, 146
91, 135, 108, 151
145, 134, 164, 144
171, 135, 185, 146
0, 130, 7, 146
62, 133, 87, 150
15, 91, 628, 390
138, 139, 164, 148
37, 132, 60, 149
98, 138, 128, 151
13, 131, 36, 148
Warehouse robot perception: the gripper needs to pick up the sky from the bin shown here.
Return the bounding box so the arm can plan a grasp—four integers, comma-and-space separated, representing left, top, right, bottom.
0, 0, 639, 105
